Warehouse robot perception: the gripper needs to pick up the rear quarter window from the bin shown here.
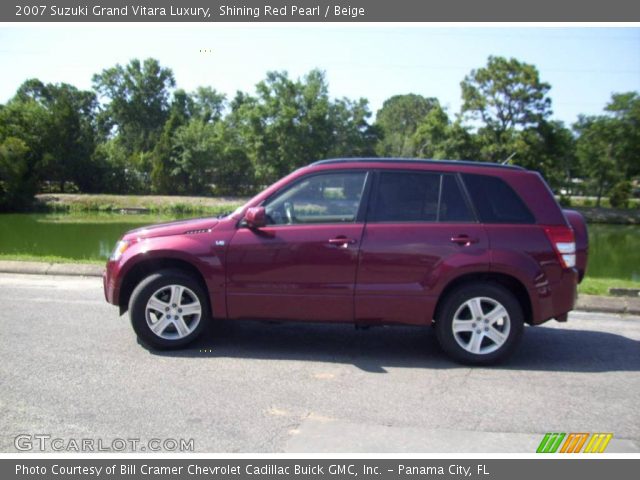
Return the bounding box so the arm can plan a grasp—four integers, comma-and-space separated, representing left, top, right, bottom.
462, 173, 535, 224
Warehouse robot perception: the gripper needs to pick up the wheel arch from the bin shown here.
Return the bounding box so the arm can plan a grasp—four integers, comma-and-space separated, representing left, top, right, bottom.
433, 272, 533, 326
118, 257, 210, 316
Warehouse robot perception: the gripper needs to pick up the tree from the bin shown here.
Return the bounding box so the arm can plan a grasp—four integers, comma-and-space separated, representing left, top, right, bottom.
411, 105, 480, 161
150, 112, 182, 194
92, 58, 175, 154
535, 121, 577, 191
375, 94, 439, 157
190, 87, 226, 123
461, 56, 552, 164
234, 70, 334, 184
461, 56, 552, 134
14, 79, 98, 192
572, 92, 639, 205
0, 137, 31, 210
604, 92, 640, 177
0, 79, 100, 204
412, 104, 451, 158
574, 115, 618, 207
328, 97, 378, 158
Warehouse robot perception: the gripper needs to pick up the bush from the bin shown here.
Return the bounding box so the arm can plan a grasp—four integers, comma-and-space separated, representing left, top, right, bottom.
558, 195, 572, 207
609, 181, 632, 209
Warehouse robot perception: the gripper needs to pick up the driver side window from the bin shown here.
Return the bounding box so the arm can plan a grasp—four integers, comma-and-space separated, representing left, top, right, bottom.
264, 172, 367, 225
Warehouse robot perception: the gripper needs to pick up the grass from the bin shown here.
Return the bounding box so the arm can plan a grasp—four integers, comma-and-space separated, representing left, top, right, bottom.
557, 195, 640, 209
35, 193, 246, 215
578, 276, 640, 296
33, 213, 182, 224
0, 253, 105, 265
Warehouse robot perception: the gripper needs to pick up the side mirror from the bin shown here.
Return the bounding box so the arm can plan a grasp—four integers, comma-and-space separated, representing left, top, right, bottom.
244, 206, 267, 229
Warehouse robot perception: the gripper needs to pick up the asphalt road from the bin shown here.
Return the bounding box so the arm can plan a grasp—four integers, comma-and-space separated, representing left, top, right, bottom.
1, 273, 639, 453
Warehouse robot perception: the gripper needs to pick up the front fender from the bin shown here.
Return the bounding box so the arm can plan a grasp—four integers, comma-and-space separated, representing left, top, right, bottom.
109, 232, 228, 318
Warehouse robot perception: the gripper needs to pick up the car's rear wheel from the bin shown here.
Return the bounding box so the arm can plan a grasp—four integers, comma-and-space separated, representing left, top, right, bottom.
435, 283, 524, 365
129, 270, 209, 349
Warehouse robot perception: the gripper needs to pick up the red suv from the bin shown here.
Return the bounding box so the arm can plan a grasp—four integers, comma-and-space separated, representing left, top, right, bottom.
104, 159, 588, 364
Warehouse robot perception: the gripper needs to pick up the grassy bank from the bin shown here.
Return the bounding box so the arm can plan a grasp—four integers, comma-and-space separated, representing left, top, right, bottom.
0, 253, 104, 265
578, 277, 640, 296
572, 207, 640, 225
35, 193, 247, 215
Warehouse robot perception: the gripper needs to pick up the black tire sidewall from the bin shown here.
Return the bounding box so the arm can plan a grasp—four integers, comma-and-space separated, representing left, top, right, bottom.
435, 283, 524, 365
129, 270, 209, 349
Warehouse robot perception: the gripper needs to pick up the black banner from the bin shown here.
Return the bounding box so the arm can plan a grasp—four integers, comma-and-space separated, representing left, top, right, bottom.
4, 459, 640, 480
3, 0, 640, 22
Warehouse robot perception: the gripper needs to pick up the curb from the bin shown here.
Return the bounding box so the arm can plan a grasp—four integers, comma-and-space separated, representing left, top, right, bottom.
0, 260, 103, 277
0, 260, 639, 316
575, 296, 640, 316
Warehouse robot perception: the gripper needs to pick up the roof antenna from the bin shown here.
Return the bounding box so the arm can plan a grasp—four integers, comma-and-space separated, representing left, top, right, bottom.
501, 152, 517, 165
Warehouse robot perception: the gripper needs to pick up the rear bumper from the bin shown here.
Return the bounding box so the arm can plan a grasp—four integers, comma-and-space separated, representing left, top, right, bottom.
531, 268, 578, 324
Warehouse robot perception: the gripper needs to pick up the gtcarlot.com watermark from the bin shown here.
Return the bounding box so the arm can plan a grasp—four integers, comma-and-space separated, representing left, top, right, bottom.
15, 434, 195, 452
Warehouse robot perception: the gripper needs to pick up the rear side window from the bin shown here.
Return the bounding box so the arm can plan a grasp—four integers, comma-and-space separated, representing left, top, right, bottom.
462, 174, 535, 224
440, 175, 474, 222
370, 171, 474, 222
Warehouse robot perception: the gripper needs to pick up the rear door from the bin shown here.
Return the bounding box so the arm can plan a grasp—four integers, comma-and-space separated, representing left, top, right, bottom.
226, 170, 370, 322
355, 170, 489, 325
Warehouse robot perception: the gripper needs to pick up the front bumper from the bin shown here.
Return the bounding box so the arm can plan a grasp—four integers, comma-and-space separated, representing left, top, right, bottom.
103, 260, 119, 305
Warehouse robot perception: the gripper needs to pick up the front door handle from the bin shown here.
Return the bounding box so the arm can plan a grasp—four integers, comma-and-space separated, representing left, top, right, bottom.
451, 235, 478, 246
328, 236, 357, 247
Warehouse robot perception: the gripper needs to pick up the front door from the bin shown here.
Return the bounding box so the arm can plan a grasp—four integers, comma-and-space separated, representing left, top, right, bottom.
226, 171, 369, 322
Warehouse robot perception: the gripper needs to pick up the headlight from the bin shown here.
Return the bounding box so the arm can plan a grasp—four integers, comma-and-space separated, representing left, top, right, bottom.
110, 240, 130, 261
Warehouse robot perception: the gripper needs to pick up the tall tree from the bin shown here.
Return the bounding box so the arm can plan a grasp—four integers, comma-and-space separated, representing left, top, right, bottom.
574, 115, 618, 206
0, 79, 99, 202
461, 56, 552, 134
604, 92, 640, 177
190, 87, 226, 123
375, 94, 439, 157
15, 80, 98, 192
92, 58, 175, 154
237, 70, 334, 184
328, 97, 378, 158
0, 137, 31, 210
461, 56, 552, 164
573, 91, 640, 204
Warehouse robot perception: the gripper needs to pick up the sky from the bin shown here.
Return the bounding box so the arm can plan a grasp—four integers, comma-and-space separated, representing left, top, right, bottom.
0, 25, 639, 126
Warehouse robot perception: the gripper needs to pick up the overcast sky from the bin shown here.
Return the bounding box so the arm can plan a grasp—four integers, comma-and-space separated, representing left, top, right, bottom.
1, 25, 638, 125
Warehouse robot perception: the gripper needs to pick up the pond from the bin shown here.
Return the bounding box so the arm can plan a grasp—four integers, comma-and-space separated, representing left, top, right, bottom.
0, 213, 638, 281
0, 213, 191, 263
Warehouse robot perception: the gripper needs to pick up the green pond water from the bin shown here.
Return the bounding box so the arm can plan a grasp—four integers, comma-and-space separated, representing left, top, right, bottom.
0, 213, 638, 281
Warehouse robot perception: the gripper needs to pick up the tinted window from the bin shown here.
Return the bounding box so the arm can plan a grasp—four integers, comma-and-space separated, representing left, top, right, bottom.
264, 172, 367, 225
439, 175, 474, 222
462, 174, 535, 224
371, 172, 440, 222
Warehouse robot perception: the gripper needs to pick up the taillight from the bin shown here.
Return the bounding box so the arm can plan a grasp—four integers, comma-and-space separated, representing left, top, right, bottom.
544, 226, 576, 269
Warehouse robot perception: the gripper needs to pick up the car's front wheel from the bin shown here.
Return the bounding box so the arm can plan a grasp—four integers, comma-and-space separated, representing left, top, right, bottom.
435, 283, 524, 365
129, 270, 209, 349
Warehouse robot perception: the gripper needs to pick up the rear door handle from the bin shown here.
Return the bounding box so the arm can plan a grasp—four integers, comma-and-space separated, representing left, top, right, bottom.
328, 236, 357, 246
451, 235, 478, 246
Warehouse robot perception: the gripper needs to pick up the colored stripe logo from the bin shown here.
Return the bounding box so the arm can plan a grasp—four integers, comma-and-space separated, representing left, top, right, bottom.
537, 433, 613, 453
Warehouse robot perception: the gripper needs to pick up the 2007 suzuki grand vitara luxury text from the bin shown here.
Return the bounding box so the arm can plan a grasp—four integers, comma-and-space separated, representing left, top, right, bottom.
104, 159, 588, 364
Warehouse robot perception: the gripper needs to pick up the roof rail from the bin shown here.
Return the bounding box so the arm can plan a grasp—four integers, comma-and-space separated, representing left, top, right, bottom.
309, 157, 525, 171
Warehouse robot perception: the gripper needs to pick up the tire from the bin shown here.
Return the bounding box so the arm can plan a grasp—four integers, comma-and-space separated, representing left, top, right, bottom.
435, 283, 524, 365
129, 269, 209, 349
